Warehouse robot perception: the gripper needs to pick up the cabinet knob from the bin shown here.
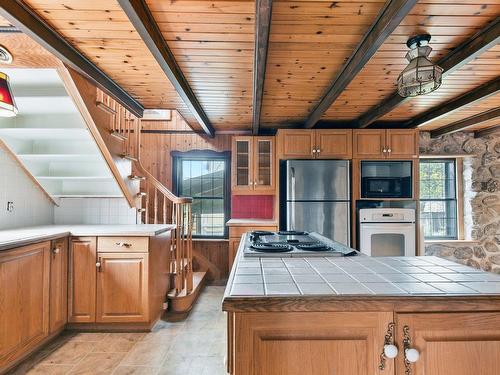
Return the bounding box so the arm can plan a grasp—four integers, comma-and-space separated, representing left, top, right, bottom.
387, 148, 392, 153
96, 261, 102, 271
405, 348, 420, 363
384, 344, 398, 359
312, 149, 317, 154
382, 148, 387, 153
52, 247, 60, 254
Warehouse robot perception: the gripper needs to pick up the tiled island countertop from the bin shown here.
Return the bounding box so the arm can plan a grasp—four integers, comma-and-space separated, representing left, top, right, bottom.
223, 234, 500, 311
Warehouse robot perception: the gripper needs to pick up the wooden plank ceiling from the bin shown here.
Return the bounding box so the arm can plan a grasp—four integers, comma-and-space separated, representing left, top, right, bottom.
20, 0, 203, 130
324, 0, 500, 131
1, 0, 499, 134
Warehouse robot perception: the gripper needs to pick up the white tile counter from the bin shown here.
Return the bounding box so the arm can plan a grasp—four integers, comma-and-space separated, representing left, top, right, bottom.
225, 234, 500, 298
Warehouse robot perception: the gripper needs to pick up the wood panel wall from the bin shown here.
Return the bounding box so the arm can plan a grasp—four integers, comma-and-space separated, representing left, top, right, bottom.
139, 111, 232, 282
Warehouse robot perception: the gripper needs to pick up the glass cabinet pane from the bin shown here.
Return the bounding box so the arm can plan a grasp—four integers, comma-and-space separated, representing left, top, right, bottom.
235, 140, 250, 186
256, 140, 272, 186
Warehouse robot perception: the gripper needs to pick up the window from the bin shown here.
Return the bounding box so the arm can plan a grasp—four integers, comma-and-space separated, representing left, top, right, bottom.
419, 159, 458, 240
173, 151, 230, 238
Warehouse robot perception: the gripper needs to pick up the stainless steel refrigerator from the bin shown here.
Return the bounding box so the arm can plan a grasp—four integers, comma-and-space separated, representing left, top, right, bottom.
281, 160, 351, 246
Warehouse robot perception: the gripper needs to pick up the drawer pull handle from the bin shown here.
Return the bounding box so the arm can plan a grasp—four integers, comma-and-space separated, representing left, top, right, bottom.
403, 325, 419, 374
379, 322, 397, 370
115, 242, 132, 248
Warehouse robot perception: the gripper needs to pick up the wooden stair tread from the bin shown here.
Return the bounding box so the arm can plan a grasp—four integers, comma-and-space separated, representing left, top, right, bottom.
168, 271, 206, 299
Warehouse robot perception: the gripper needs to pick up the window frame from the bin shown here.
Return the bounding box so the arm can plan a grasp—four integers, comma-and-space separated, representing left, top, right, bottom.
172, 150, 231, 239
419, 157, 459, 241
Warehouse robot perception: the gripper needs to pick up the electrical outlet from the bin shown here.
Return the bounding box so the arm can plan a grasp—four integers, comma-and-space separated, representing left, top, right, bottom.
6, 201, 14, 212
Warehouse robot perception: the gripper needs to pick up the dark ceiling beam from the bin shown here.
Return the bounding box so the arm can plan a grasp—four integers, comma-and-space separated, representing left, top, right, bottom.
0, 0, 144, 117
118, 0, 215, 137
252, 0, 273, 135
302, 0, 419, 129
474, 124, 500, 138
358, 17, 500, 128
430, 108, 500, 138
403, 77, 499, 129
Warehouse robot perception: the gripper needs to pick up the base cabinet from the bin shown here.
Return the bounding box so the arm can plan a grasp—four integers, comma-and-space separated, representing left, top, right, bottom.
68, 237, 97, 323
232, 311, 392, 375
0, 242, 51, 372
396, 312, 500, 375
68, 233, 171, 327
49, 238, 68, 333
96, 252, 149, 323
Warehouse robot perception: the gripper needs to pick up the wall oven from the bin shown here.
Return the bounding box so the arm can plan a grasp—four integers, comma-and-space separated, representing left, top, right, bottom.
361, 161, 412, 199
359, 208, 415, 257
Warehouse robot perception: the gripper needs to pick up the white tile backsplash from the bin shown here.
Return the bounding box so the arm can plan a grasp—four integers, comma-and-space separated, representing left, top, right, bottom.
0, 148, 54, 229
54, 197, 137, 225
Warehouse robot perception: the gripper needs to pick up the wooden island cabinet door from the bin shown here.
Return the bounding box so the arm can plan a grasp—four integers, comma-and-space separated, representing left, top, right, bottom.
315, 129, 353, 159
396, 312, 500, 375
49, 238, 68, 333
68, 237, 97, 323
235, 311, 393, 375
96, 252, 149, 323
0, 242, 50, 370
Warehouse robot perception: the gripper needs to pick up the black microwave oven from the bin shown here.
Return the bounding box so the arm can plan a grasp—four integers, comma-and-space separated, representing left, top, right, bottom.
360, 161, 413, 199
361, 177, 412, 198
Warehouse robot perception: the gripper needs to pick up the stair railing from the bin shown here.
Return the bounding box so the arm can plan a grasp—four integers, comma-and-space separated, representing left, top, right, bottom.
96, 88, 194, 295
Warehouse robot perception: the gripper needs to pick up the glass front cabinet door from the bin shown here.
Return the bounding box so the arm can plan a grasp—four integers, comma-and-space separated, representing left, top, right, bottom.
232, 137, 253, 192
254, 137, 274, 191
232, 136, 275, 193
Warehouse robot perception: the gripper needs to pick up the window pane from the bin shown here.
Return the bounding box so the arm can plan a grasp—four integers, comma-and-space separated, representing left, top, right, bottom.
419, 159, 458, 239
176, 155, 227, 238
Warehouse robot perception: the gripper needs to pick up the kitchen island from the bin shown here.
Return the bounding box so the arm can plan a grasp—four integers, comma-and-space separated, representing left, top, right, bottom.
223, 233, 500, 375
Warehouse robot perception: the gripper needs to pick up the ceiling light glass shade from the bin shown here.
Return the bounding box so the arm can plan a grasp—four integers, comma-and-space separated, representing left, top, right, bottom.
0, 72, 18, 117
397, 45, 443, 98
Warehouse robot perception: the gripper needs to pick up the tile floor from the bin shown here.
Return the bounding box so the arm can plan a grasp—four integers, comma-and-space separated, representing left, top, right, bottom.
9, 287, 227, 375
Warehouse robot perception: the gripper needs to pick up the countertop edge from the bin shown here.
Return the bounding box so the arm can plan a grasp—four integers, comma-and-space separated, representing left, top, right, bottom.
0, 225, 176, 252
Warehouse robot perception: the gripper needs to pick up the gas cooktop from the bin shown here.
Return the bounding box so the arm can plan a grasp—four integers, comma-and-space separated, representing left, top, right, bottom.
244, 231, 358, 258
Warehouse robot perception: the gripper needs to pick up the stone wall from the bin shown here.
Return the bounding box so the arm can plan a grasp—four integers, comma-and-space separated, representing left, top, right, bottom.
420, 131, 500, 274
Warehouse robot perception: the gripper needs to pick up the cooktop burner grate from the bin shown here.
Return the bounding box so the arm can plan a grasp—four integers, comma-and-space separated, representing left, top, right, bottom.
277, 230, 308, 236
295, 243, 332, 251
250, 243, 293, 253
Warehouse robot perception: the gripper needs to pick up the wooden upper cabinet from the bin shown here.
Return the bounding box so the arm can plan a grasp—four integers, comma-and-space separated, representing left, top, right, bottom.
279, 130, 315, 159
235, 311, 393, 375
232, 136, 253, 192
0, 242, 50, 370
253, 137, 275, 191
354, 129, 418, 159
49, 238, 68, 333
315, 130, 353, 159
353, 130, 386, 159
279, 129, 352, 159
68, 237, 97, 323
96, 252, 149, 323
396, 312, 500, 375
386, 129, 418, 159
232, 136, 275, 193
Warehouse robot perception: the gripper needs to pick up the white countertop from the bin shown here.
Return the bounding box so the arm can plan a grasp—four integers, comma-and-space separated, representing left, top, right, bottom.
225, 234, 500, 298
226, 218, 278, 226
0, 224, 175, 251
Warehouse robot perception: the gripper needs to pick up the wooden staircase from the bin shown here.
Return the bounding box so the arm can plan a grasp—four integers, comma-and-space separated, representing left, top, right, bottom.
86, 81, 205, 316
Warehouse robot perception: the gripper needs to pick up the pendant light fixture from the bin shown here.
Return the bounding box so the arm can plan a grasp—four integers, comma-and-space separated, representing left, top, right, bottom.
397, 34, 443, 98
0, 45, 17, 118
